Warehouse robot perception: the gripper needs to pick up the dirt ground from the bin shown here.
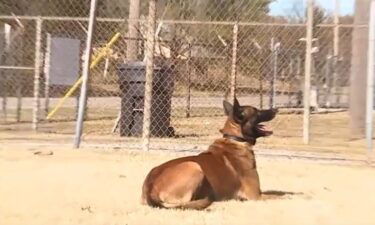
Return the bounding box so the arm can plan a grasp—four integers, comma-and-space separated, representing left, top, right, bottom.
1, 143, 375, 225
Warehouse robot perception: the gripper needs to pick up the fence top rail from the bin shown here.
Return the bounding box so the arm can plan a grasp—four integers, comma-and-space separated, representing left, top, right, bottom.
161, 20, 306, 27
0, 15, 368, 28
317, 24, 368, 28
0, 15, 127, 22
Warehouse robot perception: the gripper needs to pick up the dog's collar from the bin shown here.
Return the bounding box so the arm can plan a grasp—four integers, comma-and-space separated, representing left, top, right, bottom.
223, 134, 256, 145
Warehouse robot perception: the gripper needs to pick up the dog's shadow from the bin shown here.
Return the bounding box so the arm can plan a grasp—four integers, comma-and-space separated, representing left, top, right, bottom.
261, 190, 304, 199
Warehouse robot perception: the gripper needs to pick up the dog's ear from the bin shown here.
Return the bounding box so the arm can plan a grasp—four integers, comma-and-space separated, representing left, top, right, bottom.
232, 97, 242, 121
233, 97, 240, 112
223, 98, 242, 120
223, 100, 233, 116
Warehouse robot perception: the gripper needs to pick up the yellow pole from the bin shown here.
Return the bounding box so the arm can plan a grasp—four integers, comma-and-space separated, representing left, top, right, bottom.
46, 32, 121, 120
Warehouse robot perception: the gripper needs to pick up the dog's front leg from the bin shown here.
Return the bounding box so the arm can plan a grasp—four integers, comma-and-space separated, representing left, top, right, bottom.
236, 171, 261, 201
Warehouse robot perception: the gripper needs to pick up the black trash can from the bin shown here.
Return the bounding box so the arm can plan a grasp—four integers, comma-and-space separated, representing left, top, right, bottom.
117, 61, 175, 137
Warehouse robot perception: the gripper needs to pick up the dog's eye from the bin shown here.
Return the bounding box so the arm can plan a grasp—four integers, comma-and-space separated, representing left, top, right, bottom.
238, 111, 246, 120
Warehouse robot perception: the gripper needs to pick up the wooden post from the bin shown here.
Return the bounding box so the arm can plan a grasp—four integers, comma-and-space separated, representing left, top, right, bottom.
142, 0, 157, 151
127, 0, 141, 60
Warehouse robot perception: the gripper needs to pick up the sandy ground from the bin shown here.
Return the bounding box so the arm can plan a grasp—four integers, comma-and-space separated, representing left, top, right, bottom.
1, 143, 375, 225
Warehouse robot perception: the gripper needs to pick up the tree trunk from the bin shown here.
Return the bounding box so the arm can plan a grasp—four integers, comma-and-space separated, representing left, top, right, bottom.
350, 0, 371, 138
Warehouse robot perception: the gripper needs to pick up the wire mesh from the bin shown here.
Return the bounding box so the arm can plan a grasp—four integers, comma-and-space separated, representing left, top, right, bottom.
0, 0, 372, 152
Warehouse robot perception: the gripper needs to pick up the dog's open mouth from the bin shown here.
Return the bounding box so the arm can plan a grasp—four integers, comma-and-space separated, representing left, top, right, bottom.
256, 124, 273, 136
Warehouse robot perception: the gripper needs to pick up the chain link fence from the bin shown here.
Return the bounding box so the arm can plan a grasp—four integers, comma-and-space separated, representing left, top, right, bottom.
0, 0, 373, 152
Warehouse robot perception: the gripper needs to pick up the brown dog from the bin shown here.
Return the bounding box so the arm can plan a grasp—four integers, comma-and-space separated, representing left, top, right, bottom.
141, 98, 278, 210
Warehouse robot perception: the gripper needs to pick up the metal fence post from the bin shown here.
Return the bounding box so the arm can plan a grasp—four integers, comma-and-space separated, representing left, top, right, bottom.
32, 17, 43, 130
185, 43, 192, 118
16, 83, 22, 122
142, 0, 157, 151
44, 33, 51, 118
270, 38, 275, 108
259, 74, 263, 109
230, 22, 239, 102
333, 0, 340, 106
324, 53, 332, 107
0, 76, 6, 121
288, 59, 294, 107
303, 0, 314, 144
270, 37, 279, 108
272, 38, 279, 108
73, 0, 98, 148
366, 0, 375, 151
1, 23, 11, 122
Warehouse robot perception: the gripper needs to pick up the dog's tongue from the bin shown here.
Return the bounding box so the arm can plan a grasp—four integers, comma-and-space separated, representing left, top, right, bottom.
258, 124, 273, 135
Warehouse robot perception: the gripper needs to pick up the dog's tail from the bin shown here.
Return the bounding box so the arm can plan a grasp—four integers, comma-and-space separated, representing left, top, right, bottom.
160, 197, 213, 210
